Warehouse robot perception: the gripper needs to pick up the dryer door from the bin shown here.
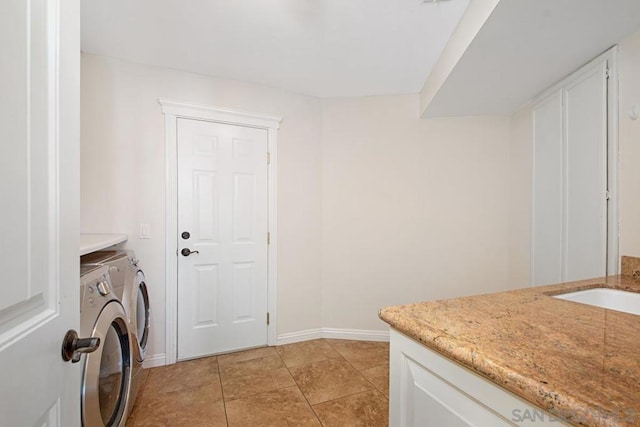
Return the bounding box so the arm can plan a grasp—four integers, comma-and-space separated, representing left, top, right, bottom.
82, 301, 132, 427
135, 270, 151, 361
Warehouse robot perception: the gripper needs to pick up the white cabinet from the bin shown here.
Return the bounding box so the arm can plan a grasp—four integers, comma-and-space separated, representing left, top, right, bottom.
389, 329, 568, 427
532, 52, 612, 286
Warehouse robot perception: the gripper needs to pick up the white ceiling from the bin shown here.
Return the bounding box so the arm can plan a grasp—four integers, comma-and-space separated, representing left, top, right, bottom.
81, 0, 470, 98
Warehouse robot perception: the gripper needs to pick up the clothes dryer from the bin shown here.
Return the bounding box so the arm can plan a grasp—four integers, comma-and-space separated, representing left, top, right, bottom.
126, 256, 150, 362
80, 264, 132, 427
119, 256, 150, 418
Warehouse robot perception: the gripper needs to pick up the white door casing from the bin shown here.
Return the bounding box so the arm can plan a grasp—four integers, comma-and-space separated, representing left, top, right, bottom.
0, 0, 80, 425
532, 49, 617, 286
160, 99, 281, 365
177, 119, 269, 359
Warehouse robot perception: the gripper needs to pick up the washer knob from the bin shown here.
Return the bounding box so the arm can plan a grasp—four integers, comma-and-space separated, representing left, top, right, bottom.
96, 281, 110, 296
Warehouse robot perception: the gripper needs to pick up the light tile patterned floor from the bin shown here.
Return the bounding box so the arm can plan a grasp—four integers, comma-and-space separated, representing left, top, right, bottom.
126, 339, 389, 427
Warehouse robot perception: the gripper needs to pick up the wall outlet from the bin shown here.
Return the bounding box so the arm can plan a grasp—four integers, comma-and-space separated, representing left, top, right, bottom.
139, 223, 151, 239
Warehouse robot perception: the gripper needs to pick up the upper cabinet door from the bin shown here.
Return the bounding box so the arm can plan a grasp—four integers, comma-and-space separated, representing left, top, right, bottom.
564, 62, 608, 282
0, 0, 81, 425
532, 56, 609, 286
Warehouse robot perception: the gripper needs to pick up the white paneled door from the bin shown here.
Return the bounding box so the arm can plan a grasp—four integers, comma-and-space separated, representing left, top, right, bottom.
0, 0, 80, 425
177, 118, 269, 360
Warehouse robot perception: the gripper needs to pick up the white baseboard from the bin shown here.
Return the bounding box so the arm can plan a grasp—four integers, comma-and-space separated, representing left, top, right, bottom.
276, 328, 389, 346
152, 329, 390, 367
276, 328, 323, 345
142, 353, 166, 369
321, 328, 390, 342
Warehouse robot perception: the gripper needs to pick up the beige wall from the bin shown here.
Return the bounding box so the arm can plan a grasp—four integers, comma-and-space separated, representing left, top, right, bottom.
320, 95, 513, 330
81, 54, 324, 359
82, 54, 532, 358
618, 29, 640, 258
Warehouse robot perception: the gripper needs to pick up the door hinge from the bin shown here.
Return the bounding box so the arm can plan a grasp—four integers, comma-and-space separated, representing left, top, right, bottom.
267, 232, 271, 245
267, 312, 270, 325
267, 152, 271, 165
605, 190, 611, 201
605, 68, 611, 79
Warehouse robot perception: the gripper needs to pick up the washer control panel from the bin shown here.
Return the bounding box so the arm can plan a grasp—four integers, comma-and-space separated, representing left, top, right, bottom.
80, 266, 114, 310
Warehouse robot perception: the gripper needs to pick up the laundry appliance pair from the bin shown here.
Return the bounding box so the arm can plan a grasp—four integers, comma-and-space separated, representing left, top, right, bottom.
79, 250, 150, 426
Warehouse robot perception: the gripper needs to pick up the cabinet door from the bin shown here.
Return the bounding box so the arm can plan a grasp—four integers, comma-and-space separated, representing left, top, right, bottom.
564, 63, 608, 282
532, 57, 608, 285
389, 329, 569, 427
398, 355, 511, 426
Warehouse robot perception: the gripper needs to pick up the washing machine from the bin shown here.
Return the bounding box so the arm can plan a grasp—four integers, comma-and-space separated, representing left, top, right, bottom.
80, 264, 132, 427
81, 251, 150, 418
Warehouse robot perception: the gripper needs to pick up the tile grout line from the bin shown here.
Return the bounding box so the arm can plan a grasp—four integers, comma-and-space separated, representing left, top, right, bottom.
324, 339, 391, 401
216, 357, 231, 427
219, 351, 297, 405
323, 339, 380, 393
278, 338, 388, 424
313, 388, 383, 408
276, 345, 326, 426
356, 362, 391, 400
131, 340, 388, 426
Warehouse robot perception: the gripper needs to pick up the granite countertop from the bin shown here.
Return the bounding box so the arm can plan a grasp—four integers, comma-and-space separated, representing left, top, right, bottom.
379, 258, 640, 427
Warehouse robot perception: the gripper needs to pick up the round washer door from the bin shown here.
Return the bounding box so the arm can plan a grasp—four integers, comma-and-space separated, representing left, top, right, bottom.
135, 270, 150, 361
82, 300, 132, 427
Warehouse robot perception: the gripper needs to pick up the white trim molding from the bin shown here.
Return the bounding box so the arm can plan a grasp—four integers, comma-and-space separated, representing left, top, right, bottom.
276, 328, 390, 346
322, 328, 390, 342
148, 328, 390, 367
159, 98, 281, 365
142, 353, 167, 369
276, 329, 324, 346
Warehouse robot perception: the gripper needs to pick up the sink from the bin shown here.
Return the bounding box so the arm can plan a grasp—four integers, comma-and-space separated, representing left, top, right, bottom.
553, 288, 640, 316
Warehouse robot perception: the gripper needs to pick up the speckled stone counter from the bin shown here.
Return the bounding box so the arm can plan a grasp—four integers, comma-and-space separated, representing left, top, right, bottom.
379, 266, 640, 426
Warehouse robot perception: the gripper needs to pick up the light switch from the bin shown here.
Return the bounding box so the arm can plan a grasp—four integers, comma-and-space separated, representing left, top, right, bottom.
139, 223, 151, 239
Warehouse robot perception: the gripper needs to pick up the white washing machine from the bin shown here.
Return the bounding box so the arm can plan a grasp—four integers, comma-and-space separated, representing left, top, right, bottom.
79, 264, 132, 427
81, 251, 150, 418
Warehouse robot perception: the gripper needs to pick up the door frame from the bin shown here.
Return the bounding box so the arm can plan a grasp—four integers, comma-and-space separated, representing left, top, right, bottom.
159, 98, 281, 365
530, 47, 619, 283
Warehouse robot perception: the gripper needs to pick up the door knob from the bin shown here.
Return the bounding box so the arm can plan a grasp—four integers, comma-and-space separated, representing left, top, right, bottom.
181, 248, 200, 256
61, 329, 100, 363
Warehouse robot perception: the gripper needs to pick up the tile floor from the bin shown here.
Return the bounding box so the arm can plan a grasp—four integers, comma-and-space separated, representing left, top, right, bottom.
125, 339, 389, 427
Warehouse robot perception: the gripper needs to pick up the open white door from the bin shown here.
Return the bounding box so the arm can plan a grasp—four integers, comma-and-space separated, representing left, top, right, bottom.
0, 0, 80, 425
